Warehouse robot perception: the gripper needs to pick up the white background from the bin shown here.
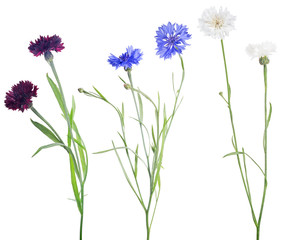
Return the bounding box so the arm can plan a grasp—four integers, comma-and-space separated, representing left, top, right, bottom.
0, 0, 299, 239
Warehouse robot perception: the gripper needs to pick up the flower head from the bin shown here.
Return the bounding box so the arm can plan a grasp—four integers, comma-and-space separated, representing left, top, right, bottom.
28, 35, 65, 57
155, 22, 191, 60
5, 81, 38, 112
198, 7, 236, 39
246, 42, 276, 63
108, 46, 143, 70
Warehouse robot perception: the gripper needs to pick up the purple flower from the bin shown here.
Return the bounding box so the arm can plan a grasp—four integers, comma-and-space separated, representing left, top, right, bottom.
5, 81, 38, 112
28, 35, 65, 57
155, 22, 191, 60
108, 46, 143, 70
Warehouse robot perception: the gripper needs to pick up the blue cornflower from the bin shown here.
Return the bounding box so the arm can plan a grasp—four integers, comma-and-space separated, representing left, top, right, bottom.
108, 46, 143, 70
155, 22, 191, 60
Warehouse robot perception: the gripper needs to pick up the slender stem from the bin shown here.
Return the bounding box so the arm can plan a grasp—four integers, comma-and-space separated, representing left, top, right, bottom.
256, 64, 268, 240
165, 54, 185, 138
127, 70, 151, 178
220, 40, 257, 226
48, 59, 85, 239
48, 59, 83, 181
80, 183, 84, 240
145, 192, 153, 240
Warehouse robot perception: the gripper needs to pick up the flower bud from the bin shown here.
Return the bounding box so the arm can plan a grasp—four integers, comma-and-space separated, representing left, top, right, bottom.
259, 56, 270, 65
124, 84, 131, 90
44, 51, 54, 62
78, 88, 84, 93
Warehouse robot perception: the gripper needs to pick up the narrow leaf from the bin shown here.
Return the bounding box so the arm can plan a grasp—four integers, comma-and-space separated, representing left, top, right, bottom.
134, 145, 139, 178
223, 151, 265, 175
267, 102, 272, 128
69, 154, 83, 214
93, 86, 107, 101
31, 119, 61, 143
32, 142, 65, 157
47, 74, 64, 115
137, 92, 143, 122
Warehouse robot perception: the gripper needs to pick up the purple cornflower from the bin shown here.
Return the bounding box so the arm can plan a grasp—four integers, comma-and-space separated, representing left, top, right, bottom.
28, 35, 64, 57
5, 81, 38, 112
155, 22, 191, 60
108, 46, 143, 70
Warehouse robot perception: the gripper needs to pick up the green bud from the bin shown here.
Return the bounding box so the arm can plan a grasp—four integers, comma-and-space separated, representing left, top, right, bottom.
124, 84, 131, 90
78, 88, 84, 93
259, 56, 270, 65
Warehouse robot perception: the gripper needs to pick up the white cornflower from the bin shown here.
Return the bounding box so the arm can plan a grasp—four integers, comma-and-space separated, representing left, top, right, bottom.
198, 7, 236, 39
246, 42, 276, 59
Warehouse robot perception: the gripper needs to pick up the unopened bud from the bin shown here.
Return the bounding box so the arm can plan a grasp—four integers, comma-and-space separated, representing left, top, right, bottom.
259, 56, 270, 65
44, 51, 53, 62
124, 84, 131, 90
78, 88, 84, 93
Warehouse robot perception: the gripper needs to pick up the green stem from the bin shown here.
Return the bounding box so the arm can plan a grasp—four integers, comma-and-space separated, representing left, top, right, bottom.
145, 192, 153, 240
127, 70, 151, 178
48, 59, 85, 239
146, 209, 150, 240
256, 64, 268, 240
48, 59, 83, 182
220, 39, 257, 226
80, 184, 84, 240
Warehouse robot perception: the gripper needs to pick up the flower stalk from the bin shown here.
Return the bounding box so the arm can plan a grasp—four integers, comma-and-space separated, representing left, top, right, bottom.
220, 40, 258, 225
256, 64, 269, 240
220, 39, 273, 240
80, 53, 186, 240
26, 35, 88, 240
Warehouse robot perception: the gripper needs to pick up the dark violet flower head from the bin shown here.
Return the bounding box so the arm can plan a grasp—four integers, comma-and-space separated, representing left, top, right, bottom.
155, 22, 191, 60
5, 81, 38, 112
108, 46, 143, 70
28, 35, 65, 58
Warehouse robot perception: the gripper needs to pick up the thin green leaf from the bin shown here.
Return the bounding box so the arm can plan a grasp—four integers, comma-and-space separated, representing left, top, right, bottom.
69, 96, 76, 129
137, 92, 143, 122
223, 151, 265, 176
267, 102, 272, 128
31, 119, 61, 143
111, 141, 142, 205
32, 142, 65, 157
172, 72, 176, 95
47, 74, 64, 115
231, 136, 236, 149
69, 154, 83, 214
118, 76, 126, 84
94, 146, 147, 168
93, 86, 107, 101
134, 145, 139, 178
151, 125, 157, 148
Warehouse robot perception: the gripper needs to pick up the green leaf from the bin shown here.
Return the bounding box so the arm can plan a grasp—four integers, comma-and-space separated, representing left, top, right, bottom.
69, 154, 83, 214
93, 86, 107, 101
69, 96, 76, 129
231, 136, 236, 149
31, 119, 61, 143
118, 76, 126, 84
151, 125, 157, 148
267, 102, 272, 128
227, 83, 231, 100
137, 92, 143, 122
134, 145, 139, 178
223, 151, 265, 176
47, 74, 64, 115
32, 142, 65, 157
